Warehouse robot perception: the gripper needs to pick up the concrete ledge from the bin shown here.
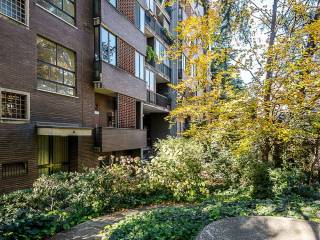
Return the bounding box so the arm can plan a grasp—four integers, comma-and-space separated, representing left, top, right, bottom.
197, 216, 320, 240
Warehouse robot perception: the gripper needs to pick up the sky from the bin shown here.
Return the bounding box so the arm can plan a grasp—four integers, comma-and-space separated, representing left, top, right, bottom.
239, 0, 275, 83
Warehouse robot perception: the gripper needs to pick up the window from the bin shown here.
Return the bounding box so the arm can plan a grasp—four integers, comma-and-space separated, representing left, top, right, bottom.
108, 0, 116, 7
135, 51, 144, 79
145, 69, 155, 92
37, 0, 75, 25
101, 28, 117, 66
0, 88, 30, 121
2, 162, 28, 179
155, 39, 170, 67
0, 0, 27, 24
146, 0, 154, 13
37, 36, 76, 96
38, 136, 70, 175
135, 2, 145, 33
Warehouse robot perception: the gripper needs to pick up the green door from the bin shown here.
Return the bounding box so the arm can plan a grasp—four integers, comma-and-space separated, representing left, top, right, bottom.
38, 136, 70, 175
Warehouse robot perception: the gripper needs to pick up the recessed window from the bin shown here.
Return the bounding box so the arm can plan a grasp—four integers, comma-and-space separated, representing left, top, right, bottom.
38, 136, 70, 175
37, 36, 76, 96
135, 2, 145, 33
2, 162, 28, 179
0, 88, 30, 121
37, 0, 75, 25
101, 28, 117, 66
155, 39, 170, 67
135, 51, 144, 80
0, 0, 28, 24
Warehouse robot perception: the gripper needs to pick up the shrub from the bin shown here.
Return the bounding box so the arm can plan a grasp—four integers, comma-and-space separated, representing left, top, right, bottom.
102, 191, 320, 240
147, 137, 210, 201
104, 206, 213, 240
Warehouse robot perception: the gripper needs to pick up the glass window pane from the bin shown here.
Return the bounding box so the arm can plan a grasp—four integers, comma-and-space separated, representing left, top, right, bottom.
37, 37, 57, 65
57, 85, 74, 96
64, 71, 75, 86
108, 0, 116, 7
57, 45, 75, 71
139, 7, 145, 32
37, 0, 75, 26
101, 28, 117, 65
50, 66, 63, 83
63, 0, 74, 17
38, 79, 57, 92
37, 62, 50, 80
109, 33, 116, 65
135, 51, 140, 78
48, 0, 63, 8
140, 55, 144, 79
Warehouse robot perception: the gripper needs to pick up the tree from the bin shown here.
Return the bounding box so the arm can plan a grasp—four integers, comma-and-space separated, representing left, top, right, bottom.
168, 0, 320, 181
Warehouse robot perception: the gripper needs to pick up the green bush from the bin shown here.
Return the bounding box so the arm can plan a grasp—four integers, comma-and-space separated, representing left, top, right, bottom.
0, 169, 112, 240
104, 206, 213, 240
102, 191, 320, 240
148, 137, 210, 201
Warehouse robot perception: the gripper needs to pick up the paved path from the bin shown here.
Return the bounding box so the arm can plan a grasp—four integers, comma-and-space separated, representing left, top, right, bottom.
51, 204, 181, 240
197, 216, 320, 240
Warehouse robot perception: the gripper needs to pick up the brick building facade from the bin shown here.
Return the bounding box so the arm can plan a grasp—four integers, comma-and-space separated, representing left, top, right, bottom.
0, 0, 194, 193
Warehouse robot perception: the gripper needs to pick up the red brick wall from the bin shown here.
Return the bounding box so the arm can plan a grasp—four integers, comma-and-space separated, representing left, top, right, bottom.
118, 0, 136, 24
118, 94, 136, 129
118, 38, 135, 75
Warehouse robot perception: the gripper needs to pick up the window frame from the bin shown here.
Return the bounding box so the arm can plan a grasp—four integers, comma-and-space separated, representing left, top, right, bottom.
135, 2, 145, 33
135, 51, 145, 80
100, 27, 117, 66
36, 36, 77, 97
145, 68, 155, 92
0, 0, 29, 26
0, 88, 30, 123
36, 0, 76, 26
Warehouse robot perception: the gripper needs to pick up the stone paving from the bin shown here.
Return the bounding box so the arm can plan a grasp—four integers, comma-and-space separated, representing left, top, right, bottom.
197, 216, 320, 240
51, 204, 180, 240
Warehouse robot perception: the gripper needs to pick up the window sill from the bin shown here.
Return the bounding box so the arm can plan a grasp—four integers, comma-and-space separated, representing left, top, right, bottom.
36, 4, 78, 29
0, 13, 29, 28
0, 119, 30, 124
37, 88, 79, 99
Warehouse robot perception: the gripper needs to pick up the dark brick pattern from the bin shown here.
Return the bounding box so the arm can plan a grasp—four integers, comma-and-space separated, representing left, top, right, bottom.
118, 38, 135, 75
118, 0, 135, 24
118, 94, 136, 129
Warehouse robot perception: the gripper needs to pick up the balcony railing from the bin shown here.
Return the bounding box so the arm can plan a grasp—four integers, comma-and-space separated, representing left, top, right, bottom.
156, 63, 171, 80
145, 11, 173, 45
146, 90, 170, 110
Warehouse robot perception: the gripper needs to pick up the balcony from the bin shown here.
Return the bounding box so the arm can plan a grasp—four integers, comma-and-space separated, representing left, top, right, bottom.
94, 61, 147, 101
145, 90, 170, 112
145, 11, 174, 45
156, 63, 171, 81
94, 127, 147, 152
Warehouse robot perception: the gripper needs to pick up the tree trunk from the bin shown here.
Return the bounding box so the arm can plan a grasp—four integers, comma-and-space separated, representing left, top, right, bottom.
262, 0, 278, 162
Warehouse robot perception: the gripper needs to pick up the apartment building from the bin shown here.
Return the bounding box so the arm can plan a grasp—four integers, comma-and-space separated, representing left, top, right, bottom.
0, 0, 199, 193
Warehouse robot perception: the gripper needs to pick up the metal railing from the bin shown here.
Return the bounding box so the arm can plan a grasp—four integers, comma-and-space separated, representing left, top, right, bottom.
145, 11, 173, 44
146, 90, 170, 109
156, 63, 171, 80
